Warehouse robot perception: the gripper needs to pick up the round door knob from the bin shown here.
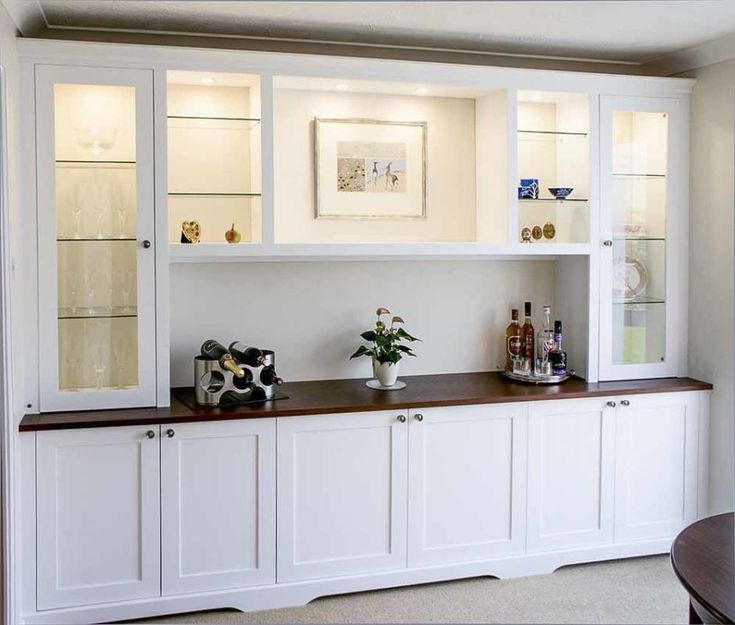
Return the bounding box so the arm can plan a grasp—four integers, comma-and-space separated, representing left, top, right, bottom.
620, 399, 630, 406
142, 240, 151, 249
146, 430, 156, 439
414, 413, 424, 422
166, 428, 175, 438
397, 415, 406, 423
606, 400, 617, 408
603, 240, 613, 247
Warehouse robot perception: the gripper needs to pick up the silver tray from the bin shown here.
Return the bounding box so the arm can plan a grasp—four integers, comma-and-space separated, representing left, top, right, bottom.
501, 368, 575, 385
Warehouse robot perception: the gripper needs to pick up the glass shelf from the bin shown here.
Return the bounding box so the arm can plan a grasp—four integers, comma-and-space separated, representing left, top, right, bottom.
613, 173, 666, 178
58, 306, 138, 320
56, 159, 136, 165
168, 192, 261, 197
520, 198, 589, 203
57, 237, 137, 242
518, 129, 588, 137
614, 236, 666, 242
613, 296, 666, 306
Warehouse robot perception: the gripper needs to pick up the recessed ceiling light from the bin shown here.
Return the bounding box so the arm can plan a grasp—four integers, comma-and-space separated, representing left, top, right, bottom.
200, 75, 215, 85
529, 94, 544, 102
414, 87, 429, 95
335, 83, 349, 91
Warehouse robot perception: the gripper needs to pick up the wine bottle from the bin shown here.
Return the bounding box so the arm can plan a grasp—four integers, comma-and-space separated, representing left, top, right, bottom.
520, 301, 534, 373
549, 321, 568, 376
229, 342, 266, 367
200, 339, 246, 378
504, 309, 522, 373
260, 365, 283, 387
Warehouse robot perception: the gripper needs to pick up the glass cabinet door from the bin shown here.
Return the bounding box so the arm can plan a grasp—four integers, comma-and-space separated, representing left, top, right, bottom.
599, 96, 682, 380
36, 65, 156, 411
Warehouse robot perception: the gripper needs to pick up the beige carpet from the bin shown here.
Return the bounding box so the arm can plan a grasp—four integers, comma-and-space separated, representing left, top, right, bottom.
130, 555, 688, 624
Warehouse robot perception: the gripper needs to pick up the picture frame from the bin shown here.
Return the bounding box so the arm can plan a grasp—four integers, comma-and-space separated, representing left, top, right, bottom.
314, 118, 427, 220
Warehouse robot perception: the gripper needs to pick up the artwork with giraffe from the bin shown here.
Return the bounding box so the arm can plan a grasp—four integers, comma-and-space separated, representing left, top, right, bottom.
337, 140, 407, 193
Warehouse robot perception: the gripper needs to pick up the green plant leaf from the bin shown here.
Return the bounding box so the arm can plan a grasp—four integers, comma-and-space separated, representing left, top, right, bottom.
349, 345, 372, 359
360, 330, 377, 342
396, 327, 420, 342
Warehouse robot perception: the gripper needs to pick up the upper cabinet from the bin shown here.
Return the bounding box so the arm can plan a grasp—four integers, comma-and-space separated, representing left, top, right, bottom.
599, 95, 684, 380
35, 65, 157, 411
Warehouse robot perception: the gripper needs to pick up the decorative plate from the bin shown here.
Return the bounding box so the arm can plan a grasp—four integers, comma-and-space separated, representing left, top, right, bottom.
181, 220, 201, 244
613, 255, 648, 301
531, 225, 543, 240
521, 227, 532, 242
366, 379, 407, 391
543, 222, 556, 239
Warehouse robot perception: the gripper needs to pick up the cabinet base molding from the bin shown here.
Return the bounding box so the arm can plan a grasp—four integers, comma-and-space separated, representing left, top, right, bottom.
22, 538, 675, 625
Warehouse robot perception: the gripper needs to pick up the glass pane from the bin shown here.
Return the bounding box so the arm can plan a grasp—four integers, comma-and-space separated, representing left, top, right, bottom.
611, 111, 668, 365
54, 84, 138, 391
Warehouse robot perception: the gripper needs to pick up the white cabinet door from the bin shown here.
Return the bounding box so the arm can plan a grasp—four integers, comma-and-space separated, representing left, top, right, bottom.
407, 404, 527, 567
527, 397, 615, 552
599, 95, 686, 380
35, 64, 157, 411
277, 410, 408, 582
37, 426, 161, 609
614, 392, 699, 542
161, 419, 276, 595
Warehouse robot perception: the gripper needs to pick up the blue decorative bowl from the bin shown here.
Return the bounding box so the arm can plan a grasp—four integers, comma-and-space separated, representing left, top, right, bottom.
518, 178, 539, 199
548, 187, 573, 199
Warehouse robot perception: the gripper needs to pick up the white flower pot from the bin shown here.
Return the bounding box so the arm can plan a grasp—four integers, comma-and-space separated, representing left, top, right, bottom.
374, 359, 400, 387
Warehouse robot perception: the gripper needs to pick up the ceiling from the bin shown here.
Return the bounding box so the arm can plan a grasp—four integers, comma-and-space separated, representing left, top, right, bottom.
9, 1, 735, 72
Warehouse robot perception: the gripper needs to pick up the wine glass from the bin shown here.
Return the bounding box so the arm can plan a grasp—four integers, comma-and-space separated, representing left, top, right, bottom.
114, 184, 127, 238
71, 178, 84, 239
121, 268, 134, 313
85, 267, 99, 315
75, 126, 118, 161
92, 327, 108, 389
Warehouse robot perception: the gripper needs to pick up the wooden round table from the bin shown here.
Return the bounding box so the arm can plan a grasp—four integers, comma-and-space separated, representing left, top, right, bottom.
671, 512, 735, 624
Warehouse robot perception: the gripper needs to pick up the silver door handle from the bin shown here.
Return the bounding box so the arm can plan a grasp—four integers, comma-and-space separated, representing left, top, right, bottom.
414, 413, 424, 422
397, 415, 406, 423
620, 399, 630, 406
603, 240, 613, 247
166, 428, 175, 438
142, 240, 151, 249
606, 400, 616, 408
146, 430, 156, 439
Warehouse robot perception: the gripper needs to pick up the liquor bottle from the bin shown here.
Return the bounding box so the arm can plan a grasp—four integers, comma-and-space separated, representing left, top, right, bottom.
549, 320, 568, 376
228, 342, 266, 367
260, 365, 284, 387
520, 301, 535, 374
537, 305, 554, 375
505, 308, 522, 373
200, 339, 246, 378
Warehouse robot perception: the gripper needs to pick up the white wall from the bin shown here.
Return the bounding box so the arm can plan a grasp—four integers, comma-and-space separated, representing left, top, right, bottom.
684, 58, 735, 514
169, 260, 556, 386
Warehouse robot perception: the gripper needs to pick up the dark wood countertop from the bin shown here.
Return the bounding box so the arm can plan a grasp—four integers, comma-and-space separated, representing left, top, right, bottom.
19, 371, 712, 432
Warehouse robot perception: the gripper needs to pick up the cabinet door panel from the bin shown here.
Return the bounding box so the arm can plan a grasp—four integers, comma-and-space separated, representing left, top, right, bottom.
615, 392, 698, 541
277, 411, 407, 582
161, 420, 275, 594
37, 427, 160, 609
408, 404, 527, 567
527, 398, 615, 551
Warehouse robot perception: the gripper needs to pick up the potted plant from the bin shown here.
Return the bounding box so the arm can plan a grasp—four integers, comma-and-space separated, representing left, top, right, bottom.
350, 307, 419, 388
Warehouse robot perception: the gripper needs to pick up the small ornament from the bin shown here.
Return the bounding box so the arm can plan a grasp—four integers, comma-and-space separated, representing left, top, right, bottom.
181, 220, 201, 244
543, 222, 556, 240
518, 178, 539, 199
225, 223, 241, 244
521, 227, 532, 243
532, 225, 543, 240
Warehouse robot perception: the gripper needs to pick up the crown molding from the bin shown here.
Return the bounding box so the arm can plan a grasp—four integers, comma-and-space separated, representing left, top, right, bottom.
0, 0, 46, 36
642, 31, 735, 76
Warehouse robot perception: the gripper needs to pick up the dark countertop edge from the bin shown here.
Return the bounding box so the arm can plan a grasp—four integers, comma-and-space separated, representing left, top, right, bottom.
19, 373, 713, 432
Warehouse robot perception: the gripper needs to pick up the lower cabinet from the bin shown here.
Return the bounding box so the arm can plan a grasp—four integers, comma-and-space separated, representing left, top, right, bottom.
161, 420, 276, 595
277, 410, 408, 582
407, 404, 527, 566
527, 398, 615, 551
614, 392, 699, 542
36, 426, 161, 610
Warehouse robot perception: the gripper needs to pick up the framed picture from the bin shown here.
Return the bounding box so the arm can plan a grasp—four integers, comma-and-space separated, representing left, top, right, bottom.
314, 118, 427, 219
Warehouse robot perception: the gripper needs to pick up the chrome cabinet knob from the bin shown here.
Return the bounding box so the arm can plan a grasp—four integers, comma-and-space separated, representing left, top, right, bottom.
603, 240, 613, 247
166, 428, 175, 438
142, 240, 151, 249
397, 415, 406, 423
146, 430, 156, 439
620, 399, 630, 406
606, 400, 616, 408
414, 413, 424, 422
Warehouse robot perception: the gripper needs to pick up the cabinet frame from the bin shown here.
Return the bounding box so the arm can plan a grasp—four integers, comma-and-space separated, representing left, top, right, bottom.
35, 64, 157, 411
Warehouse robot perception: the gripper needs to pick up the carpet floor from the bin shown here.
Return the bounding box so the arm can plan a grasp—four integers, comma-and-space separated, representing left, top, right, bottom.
129, 555, 688, 624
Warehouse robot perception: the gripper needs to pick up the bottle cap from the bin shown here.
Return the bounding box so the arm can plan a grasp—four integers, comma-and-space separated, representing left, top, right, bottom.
511, 308, 519, 320
524, 301, 531, 316
555, 320, 562, 333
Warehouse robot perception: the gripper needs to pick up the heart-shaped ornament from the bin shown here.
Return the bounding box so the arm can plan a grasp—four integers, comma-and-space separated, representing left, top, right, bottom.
181, 220, 201, 244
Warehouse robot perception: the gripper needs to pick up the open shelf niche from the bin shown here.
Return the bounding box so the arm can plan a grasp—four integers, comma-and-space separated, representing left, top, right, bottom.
272, 76, 509, 245
516, 91, 590, 245
167, 70, 261, 245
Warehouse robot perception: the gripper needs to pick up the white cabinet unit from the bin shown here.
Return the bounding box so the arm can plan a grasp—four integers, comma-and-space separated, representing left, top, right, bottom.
407, 404, 527, 566
277, 410, 408, 582
614, 392, 699, 541
527, 397, 615, 551
36, 426, 161, 609
161, 419, 276, 595
599, 95, 686, 380
35, 64, 157, 411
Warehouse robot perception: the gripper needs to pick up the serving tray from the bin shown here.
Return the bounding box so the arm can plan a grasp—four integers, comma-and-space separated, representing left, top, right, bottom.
501, 369, 575, 385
